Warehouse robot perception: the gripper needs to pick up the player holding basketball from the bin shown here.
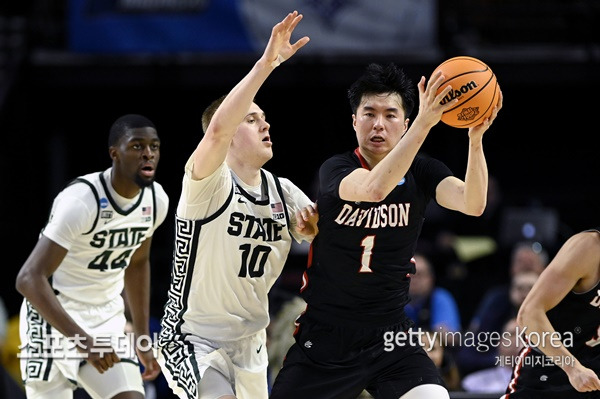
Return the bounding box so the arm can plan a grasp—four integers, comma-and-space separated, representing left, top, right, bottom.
502, 227, 600, 398
16, 114, 168, 398
156, 11, 317, 399
269, 63, 503, 399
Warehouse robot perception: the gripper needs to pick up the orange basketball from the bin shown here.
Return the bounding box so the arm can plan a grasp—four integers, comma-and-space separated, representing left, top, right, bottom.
432, 56, 499, 128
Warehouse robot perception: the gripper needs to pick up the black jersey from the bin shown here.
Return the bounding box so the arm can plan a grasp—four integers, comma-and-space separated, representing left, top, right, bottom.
300, 148, 453, 327
546, 226, 600, 365
502, 227, 600, 399
546, 282, 600, 365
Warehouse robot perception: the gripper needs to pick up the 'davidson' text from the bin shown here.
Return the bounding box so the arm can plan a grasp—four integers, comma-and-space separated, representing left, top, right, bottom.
335, 203, 410, 228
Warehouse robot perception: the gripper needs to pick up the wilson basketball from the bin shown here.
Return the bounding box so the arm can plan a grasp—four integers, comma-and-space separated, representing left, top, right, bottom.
432, 56, 499, 128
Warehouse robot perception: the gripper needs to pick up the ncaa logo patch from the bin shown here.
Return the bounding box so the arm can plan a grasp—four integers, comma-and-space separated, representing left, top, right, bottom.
100, 198, 109, 209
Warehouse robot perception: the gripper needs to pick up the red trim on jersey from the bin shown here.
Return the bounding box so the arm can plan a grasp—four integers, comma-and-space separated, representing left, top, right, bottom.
504, 346, 532, 398
300, 271, 308, 293
300, 242, 314, 293
353, 147, 371, 170
293, 305, 307, 336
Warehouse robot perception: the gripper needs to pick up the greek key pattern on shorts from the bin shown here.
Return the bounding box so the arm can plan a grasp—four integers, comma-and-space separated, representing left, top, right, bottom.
162, 340, 199, 399
159, 217, 195, 345
24, 301, 52, 380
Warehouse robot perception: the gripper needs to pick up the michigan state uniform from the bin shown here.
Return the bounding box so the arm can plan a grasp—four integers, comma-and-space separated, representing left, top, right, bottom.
157, 158, 313, 399
270, 148, 453, 399
503, 227, 600, 399
19, 168, 169, 395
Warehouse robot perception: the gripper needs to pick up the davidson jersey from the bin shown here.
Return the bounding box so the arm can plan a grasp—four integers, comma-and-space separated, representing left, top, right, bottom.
301, 148, 453, 327
40, 168, 169, 305
545, 227, 600, 364
159, 160, 313, 343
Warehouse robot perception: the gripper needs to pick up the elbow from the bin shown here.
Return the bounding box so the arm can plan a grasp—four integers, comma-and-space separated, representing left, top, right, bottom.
367, 191, 387, 203
516, 304, 530, 330
15, 269, 32, 297
15, 271, 28, 296
464, 201, 486, 217
364, 183, 391, 203
470, 206, 486, 217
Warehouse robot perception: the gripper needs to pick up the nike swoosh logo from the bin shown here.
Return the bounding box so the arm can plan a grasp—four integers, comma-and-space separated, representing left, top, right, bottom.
238, 197, 246, 204
256, 344, 262, 353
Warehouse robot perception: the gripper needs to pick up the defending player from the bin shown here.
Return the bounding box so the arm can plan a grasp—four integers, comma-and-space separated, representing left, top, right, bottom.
156, 11, 316, 399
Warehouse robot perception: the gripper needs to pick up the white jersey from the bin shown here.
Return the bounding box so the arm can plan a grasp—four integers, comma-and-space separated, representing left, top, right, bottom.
159, 159, 312, 343
40, 168, 169, 305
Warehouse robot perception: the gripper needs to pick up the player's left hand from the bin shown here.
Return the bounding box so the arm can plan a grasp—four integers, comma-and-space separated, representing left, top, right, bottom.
136, 346, 161, 381
295, 202, 319, 238
468, 87, 503, 137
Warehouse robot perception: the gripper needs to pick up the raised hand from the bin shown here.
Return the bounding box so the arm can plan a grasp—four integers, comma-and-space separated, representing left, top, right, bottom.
414, 71, 458, 129
263, 10, 310, 68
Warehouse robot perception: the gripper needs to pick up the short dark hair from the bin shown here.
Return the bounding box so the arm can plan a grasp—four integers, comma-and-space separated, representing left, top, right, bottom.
347, 63, 416, 117
201, 95, 227, 133
108, 114, 156, 147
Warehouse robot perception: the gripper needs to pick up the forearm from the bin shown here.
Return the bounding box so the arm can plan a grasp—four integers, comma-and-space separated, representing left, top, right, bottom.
17, 274, 88, 339
463, 136, 488, 215
124, 260, 151, 337
192, 59, 275, 178
519, 309, 576, 370
369, 119, 432, 198
210, 59, 274, 136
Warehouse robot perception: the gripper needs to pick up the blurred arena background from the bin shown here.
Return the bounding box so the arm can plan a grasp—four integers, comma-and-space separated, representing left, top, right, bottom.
0, 2, 598, 396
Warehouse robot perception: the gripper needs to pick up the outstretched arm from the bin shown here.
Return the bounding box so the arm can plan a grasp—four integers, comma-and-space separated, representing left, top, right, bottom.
518, 230, 600, 392
191, 11, 310, 180
124, 238, 161, 381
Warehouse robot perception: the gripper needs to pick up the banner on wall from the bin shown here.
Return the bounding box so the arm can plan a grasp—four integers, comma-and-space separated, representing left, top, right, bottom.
68, 0, 437, 54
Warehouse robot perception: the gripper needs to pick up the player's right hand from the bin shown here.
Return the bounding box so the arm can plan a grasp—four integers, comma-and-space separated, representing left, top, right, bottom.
566, 363, 600, 392
414, 71, 458, 130
76, 334, 121, 373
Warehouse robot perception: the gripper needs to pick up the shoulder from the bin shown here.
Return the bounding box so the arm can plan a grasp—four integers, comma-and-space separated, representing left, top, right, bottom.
269, 175, 312, 208
319, 151, 357, 176
275, 176, 300, 191
151, 181, 170, 208
322, 151, 354, 166
559, 229, 600, 272
558, 229, 600, 261
60, 178, 101, 206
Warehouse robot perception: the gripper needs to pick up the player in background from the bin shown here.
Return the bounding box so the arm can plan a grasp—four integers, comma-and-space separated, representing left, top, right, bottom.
503, 227, 600, 398
16, 114, 168, 399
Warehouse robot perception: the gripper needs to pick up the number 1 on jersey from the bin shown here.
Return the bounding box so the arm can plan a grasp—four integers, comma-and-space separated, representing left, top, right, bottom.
359, 235, 375, 273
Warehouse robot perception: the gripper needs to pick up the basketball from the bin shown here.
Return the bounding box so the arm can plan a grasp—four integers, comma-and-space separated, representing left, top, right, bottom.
432, 56, 499, 128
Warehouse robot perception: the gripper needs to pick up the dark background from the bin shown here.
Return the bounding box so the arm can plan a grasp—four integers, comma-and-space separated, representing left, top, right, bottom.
1, 0, 599, 327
